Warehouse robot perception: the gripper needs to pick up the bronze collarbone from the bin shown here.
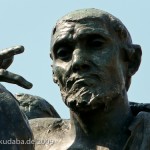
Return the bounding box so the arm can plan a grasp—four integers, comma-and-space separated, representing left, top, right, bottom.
29, 102, 150, 150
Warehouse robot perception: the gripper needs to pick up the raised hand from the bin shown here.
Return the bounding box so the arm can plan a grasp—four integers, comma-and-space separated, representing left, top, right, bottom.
0, 46, 33, 89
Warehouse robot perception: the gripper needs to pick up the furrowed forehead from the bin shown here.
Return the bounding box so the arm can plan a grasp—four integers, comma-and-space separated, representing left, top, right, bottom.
51, 8, 116, 43
51, 18, 112, 47
50, 8, 133, 63
54, 8, 131, 38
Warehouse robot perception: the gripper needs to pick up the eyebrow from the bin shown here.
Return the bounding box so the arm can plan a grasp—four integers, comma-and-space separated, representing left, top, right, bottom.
74, 28, 111, 41
52, 28, 112, 51
51, 32, 72, 47
51, 38, 73, 56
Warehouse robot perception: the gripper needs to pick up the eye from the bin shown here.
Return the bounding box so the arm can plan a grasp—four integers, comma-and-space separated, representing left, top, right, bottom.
88, 36, 105, 49
56, 46, 72, 61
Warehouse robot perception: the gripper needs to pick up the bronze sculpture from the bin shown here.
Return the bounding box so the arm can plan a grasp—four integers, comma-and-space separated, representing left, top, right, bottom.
0, 46, 34, 150
15, 93, 60, 119
0, 8, 150, 150
31, 8, 150, 150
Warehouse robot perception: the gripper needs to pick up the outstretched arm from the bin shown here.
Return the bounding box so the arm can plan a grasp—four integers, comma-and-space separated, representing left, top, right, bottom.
0, 46, 34, 150
0, 45, 32, 89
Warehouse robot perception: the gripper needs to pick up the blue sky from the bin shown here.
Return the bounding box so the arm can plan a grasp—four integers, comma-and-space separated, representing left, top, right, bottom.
0, 0, 150, 118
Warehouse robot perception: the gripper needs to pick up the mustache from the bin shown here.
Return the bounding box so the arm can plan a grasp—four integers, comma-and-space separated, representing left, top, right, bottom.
63, 60, 101, 87
64, 73, 103, 92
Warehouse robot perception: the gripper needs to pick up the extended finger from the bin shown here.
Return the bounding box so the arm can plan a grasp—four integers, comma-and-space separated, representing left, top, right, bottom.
0, 45, 24, 59
0, 57, 14, 69
0, 69, 33, 89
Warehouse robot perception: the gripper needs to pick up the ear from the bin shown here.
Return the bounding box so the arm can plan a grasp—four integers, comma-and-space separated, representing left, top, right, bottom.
127, 44, 142, 76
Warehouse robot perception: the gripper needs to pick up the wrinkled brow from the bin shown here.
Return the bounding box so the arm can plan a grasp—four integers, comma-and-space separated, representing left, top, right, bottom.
74, 27, 111, 40
52, 28, 111, 47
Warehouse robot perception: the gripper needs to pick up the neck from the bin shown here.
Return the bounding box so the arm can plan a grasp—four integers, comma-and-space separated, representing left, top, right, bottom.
69, 90, 133, 148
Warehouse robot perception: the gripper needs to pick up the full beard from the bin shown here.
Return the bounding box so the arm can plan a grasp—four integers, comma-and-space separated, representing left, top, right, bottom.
60, 82, 123, 112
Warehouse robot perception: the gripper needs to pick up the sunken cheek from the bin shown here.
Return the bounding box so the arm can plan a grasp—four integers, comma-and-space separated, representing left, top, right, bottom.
54, 63, 69, 85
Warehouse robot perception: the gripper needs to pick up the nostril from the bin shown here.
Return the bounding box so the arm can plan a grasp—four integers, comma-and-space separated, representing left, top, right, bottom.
81, 64, 90, 71
72, 63, 90, 73
72, 65, 78, 73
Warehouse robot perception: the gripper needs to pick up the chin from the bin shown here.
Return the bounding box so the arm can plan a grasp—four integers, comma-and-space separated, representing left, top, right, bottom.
61, 85, 122, 112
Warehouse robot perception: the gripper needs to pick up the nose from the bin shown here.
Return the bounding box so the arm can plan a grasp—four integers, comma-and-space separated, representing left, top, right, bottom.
71, 49, 90, 73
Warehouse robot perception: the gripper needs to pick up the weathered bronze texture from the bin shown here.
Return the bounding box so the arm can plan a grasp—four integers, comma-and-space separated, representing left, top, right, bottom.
0, 8, 150, 150
49, 8, 149, 149
0, 84, 34, 150
15, 93, 60, 119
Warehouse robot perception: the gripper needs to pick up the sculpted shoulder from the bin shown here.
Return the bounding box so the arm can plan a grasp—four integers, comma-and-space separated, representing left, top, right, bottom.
124, 111, 150, 150
0, 83, 34, 150
0, 83, 10, 93
29, 118, 72, 150
15, 93, 60, 119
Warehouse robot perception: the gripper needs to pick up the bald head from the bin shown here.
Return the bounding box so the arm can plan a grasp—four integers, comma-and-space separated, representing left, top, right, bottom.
52, 8, 132, 47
